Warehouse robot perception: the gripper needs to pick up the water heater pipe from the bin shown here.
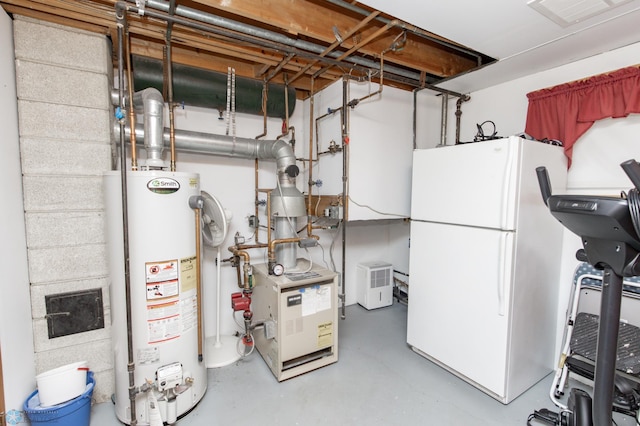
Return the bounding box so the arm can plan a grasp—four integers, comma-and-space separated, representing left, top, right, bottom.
131, 88, 166, 169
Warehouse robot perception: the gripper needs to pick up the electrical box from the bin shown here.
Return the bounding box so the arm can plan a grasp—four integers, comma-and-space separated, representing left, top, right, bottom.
356, 261, 393, 310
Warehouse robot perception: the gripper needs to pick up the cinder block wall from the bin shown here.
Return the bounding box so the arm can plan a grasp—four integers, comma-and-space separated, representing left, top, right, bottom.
13, 16, 114, 403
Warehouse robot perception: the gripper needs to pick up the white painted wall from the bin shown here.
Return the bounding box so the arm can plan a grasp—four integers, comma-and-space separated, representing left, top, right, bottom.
168, 77, 417, 336
0, 9, 36, 412
438, 40, 640, 356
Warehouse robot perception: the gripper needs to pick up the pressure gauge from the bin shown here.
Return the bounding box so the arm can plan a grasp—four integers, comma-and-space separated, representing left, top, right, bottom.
271, 263, 284, 276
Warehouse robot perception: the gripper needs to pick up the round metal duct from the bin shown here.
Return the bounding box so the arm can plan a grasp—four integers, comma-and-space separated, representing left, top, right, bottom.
132, 55, 296, 118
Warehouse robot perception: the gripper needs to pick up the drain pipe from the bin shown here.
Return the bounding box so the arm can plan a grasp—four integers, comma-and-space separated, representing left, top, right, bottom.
115, 3, 137, 424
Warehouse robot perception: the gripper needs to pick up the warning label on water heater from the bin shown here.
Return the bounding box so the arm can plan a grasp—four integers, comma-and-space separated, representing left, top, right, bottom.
146, 259, 181, 344
146, 260, 179, 300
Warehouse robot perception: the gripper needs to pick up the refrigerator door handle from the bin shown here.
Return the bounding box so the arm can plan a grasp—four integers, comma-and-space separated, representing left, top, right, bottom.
497, 232, 513, 316
500, 140, 516, 230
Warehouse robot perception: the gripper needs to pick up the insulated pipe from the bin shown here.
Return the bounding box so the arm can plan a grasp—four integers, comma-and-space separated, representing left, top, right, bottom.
132, 88, 166, 168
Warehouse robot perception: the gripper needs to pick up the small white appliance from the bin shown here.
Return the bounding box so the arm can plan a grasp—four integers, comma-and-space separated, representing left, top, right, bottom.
356, 261, 393, 310
407, 136, 567, 404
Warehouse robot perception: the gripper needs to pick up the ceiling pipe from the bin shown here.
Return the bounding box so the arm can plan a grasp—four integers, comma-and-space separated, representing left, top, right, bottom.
131, 0, 442, 86
325, 0, 484, 66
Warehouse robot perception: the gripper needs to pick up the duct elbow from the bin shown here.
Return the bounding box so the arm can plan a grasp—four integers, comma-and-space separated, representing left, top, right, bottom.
271, 139, 297, 176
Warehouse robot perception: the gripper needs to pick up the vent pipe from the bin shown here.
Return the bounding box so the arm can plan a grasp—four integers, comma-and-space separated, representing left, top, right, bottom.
131, 88, 165, 168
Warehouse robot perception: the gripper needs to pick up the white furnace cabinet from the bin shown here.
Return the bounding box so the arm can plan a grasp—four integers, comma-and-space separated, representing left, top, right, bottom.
251, 262, 339, 381
407, 136, 567, 403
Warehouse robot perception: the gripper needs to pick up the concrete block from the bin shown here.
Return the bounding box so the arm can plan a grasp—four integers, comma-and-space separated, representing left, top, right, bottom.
18, 100, 112, 143
25, 211, 106, 249
29, 277, 109, 318
20, 138, 112, 176
15, 60, 110, 109
27, 244, 108, 284
13, 16, 111, 74
22, 175, 105, 211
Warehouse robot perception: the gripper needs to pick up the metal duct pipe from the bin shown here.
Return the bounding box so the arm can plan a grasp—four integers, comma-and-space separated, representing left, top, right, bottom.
131, 88, 165, 168
118, 123, 301, 191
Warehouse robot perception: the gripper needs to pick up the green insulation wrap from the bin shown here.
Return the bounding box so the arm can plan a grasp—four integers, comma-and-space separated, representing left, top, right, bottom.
132, 55, 296, 118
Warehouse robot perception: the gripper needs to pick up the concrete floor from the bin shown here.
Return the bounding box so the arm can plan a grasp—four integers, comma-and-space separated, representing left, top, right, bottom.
89, 302, 637, 426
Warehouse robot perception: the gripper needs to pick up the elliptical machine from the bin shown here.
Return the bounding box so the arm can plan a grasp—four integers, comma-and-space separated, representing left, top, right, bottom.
531, 160, 640, 426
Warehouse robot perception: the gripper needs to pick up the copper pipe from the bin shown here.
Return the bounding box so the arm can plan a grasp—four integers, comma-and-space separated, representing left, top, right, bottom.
227, 247, 251, 290
193, 208, 203, 361
254, 81, 268, 139
266, 190, 272, 245
267, 236, 319, 263
232, 243, 268, 251
124, 22, 137, 171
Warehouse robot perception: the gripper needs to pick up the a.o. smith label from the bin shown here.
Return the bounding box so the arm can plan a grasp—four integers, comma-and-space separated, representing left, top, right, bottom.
147, 177, 180, 194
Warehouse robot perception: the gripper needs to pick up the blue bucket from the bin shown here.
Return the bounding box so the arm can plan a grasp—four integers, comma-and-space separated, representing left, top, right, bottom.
23, 371, 94, 426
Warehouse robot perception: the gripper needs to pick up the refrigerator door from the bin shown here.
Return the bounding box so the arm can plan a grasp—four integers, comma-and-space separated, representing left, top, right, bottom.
411, 137, 520, 230
407, 220, 514, 400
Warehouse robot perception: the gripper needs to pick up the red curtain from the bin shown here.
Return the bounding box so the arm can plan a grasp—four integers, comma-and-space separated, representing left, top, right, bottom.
525, 66, 640, 167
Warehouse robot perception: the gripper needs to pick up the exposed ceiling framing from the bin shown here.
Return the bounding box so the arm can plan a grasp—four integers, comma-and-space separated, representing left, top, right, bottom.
0, 0, 493, 99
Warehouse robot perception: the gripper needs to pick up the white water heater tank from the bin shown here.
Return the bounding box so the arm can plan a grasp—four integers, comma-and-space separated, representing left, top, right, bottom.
104, 170, 207, 425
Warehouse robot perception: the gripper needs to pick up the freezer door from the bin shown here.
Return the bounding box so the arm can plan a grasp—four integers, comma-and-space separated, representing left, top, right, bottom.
411, 138, 520, 230
407, 220, 514, 399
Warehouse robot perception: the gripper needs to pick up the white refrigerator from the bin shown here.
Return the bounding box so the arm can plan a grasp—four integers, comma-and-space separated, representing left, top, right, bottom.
407, 136, 567, 404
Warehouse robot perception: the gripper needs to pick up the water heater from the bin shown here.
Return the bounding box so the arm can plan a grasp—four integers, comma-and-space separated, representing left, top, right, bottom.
104, 170, 207, 424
